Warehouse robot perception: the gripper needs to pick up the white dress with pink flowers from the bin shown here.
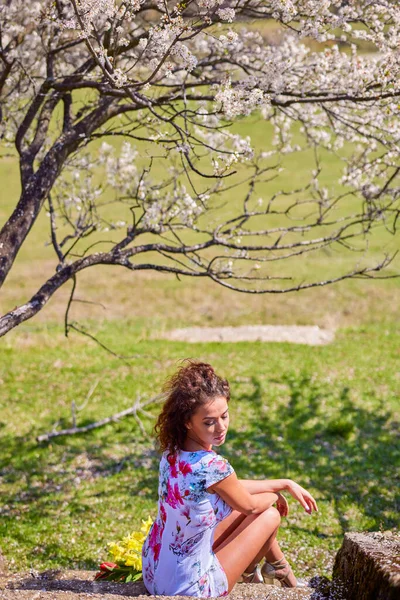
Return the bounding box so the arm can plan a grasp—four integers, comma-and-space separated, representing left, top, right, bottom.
142, 449, 234, 597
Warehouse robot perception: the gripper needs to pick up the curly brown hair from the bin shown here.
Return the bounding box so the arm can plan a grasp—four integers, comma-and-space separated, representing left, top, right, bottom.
154, 359, 230, 454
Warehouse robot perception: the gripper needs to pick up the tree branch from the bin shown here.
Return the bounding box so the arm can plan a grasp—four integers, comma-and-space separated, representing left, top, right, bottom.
36, 393, 165, 443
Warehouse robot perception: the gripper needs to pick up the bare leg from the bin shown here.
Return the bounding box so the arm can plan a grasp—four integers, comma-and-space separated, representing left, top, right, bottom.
215, 505, 283, 592
246, 537, 297, 587
213, 492, 285, 572
213, 491, 298, 590
212, 511, 247, 553
244, 537, 284, 572
213, 492, 277, 553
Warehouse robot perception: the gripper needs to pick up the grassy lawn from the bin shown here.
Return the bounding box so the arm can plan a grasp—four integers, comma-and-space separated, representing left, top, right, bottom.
0, 320, 399, 578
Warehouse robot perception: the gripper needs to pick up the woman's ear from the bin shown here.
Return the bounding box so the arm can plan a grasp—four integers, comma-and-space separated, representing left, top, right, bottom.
185, 420, 192, 430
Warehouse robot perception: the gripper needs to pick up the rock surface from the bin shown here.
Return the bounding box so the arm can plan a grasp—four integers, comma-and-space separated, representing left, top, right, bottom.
0, 569, 317, 600
332, 532, 400, 600
2, 533, 399, 599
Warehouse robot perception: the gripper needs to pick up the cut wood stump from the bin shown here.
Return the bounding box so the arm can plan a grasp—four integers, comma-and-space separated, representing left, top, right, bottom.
332, 531, 400, 600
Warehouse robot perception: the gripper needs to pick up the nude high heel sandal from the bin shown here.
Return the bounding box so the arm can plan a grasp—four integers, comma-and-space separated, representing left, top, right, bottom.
241, 563, 264, 584
260, 557, 299, 587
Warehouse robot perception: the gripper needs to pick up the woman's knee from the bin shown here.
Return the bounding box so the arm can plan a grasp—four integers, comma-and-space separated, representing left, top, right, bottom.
260, 505, 281, 528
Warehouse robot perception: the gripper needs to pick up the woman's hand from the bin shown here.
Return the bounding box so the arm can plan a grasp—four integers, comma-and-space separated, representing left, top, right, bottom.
276, 492, 289, 517
286, 481, 318, 514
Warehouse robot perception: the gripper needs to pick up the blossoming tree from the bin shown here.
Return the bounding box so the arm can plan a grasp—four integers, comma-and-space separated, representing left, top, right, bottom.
0, 0, 399, 336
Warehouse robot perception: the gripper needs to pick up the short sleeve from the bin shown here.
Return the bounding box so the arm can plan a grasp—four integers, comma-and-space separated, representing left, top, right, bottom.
204, 453, 234, 490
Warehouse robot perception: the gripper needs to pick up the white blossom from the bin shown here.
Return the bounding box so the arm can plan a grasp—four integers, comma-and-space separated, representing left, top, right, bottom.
1, 0, 399, 301
217, 8, 236, 23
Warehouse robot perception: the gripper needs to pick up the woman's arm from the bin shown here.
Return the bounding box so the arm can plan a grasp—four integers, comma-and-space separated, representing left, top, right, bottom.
209, 474, 318, 515
239, 481, 290, 517
208, 472, 278, 514
238, 479, 291, 494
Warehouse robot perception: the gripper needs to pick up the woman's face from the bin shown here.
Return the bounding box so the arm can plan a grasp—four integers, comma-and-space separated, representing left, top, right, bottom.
185, 395, 229, 451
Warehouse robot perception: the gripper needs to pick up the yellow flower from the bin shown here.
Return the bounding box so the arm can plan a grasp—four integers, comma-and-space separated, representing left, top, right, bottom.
124, 551, 142, 570
141, 516, 153, 535
107, 542, 126, 563
106, 516, 154, 574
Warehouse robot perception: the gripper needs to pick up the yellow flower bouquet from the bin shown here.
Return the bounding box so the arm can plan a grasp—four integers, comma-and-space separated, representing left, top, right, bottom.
94, 517, 153, 583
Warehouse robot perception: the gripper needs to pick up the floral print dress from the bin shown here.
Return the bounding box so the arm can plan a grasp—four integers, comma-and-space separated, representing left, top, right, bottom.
142, 449, 234, 597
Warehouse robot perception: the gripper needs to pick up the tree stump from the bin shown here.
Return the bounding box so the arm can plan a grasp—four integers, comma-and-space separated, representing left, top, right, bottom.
332, 532, 400, 600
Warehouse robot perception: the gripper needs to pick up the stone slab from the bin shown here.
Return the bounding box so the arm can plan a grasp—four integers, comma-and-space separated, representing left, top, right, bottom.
0, 569, 315, 600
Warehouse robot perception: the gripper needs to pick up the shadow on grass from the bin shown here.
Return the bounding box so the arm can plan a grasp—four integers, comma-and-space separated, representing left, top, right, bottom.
0, 425, 160, 568
226, 373, 399, 534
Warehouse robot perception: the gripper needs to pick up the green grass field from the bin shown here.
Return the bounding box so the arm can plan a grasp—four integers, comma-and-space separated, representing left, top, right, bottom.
0, 92, 399, 581
0, 322, 399, 578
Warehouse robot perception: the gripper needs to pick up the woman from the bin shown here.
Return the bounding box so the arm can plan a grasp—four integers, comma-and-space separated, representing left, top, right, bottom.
142, 360, 318, 597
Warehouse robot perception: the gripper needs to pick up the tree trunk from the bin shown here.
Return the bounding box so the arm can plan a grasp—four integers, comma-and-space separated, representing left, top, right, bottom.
0, 97, 116, 288
0, 146, 72, 288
